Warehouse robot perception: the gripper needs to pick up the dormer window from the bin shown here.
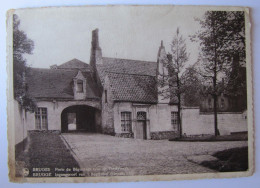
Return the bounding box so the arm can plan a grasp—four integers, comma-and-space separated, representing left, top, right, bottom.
73, 70, 87, 100
77, 80, 83, 93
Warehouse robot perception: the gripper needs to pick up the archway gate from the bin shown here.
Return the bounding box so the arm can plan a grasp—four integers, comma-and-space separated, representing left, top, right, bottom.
61, 105, 100, 133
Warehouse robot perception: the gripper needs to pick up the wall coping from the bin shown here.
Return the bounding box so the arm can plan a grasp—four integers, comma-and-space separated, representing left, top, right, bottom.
182, 106, 200, 109
182, 106, 246, 115
199, 111, 244, 115
35, 98, 100, 102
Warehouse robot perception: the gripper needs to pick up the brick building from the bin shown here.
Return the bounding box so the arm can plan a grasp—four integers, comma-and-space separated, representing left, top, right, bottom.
23, 29, 179, 140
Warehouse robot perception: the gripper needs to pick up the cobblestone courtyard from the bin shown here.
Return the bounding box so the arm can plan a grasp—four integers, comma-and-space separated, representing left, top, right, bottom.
62, 133, 248, 176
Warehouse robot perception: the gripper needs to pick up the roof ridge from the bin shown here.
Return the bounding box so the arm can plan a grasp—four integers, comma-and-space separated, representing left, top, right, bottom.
29, 67, 77, 71
62, 58, 87, 63
29, 67, 50, 70
106, 71, 156, 77
103, 56, 156, 64
28, 67, 92, 74
57, 58, 90, 69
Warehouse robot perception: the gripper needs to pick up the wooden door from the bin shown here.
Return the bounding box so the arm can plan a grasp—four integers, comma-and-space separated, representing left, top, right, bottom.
136, 121, 146, 139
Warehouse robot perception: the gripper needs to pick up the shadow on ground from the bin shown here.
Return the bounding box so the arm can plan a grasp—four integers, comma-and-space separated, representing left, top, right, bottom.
16, 132, 83, 177
200, 147, 248, 172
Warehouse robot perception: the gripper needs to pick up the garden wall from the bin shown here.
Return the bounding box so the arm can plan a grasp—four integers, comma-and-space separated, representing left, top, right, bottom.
182, 107, 247, 136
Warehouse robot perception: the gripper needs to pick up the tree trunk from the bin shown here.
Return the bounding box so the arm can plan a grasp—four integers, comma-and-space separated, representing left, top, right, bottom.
213, 63, 219, 136
213, 17, 219, 137
175, 30, 183, 138
213, 94, 218, 136
178, 95, 182, 138
177, 76, 182, 138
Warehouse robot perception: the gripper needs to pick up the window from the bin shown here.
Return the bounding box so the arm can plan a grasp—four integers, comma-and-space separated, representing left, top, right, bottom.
208, 98, 212, 109
171, 112, 178, 131
137, 111, 146, 121
220, 98, 225, 109
105, 90, 108, 103
35, 108, 48, 130
121, 112, 132, 132
77, 80, 83, 93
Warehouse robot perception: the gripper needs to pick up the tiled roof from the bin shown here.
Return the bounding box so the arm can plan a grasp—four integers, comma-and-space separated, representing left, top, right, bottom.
26, 56, 177, 104
26, 68, 100, 99
107, 72, 157, 103
57, 58, 91, 70
96, 57, 178, 104
97, 57, 157, 85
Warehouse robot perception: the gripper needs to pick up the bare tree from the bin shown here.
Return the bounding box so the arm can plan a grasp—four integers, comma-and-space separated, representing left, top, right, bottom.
158, 28, 189, 137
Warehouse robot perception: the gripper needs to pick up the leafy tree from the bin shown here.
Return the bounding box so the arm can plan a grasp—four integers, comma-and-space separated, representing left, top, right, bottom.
13, 14, 36, 112
190, 11, 246, 136
181, 65, 203, 107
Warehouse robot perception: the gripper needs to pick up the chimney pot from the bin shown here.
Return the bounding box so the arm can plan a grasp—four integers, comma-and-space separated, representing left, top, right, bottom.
92, 28, 100, 49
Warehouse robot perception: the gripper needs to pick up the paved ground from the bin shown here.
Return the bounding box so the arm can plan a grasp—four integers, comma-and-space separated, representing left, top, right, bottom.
16, 132, 82, 177
62, 133, 248, 176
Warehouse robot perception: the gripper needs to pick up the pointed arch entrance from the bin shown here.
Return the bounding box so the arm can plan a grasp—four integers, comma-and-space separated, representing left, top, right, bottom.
61, 105, 100, 133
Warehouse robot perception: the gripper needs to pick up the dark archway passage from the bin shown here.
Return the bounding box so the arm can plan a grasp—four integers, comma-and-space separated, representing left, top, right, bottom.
61, 105, 100, 133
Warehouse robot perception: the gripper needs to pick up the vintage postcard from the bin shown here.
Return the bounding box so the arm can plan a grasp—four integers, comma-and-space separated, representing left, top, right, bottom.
7, 5, 253, 183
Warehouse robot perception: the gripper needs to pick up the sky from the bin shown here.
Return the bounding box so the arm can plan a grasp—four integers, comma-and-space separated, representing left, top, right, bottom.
15, 6, 205, 68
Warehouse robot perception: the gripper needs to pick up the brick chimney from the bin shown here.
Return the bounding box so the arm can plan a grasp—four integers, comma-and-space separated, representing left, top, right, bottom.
89, 29, 103, 92
90, 28, 102, 67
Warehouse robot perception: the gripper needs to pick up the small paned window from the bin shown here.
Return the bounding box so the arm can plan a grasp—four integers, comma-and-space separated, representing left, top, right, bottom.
220, 98, 225, 109
35, 108, 48, 130
121, 112, 132, 132
77, 80, 83, 93
171, 112, 178, 131
208, 98, 212, 109
137, 111, 146, 120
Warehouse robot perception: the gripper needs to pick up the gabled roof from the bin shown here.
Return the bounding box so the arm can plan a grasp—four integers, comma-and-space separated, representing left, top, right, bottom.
97, 57, 157, 85
57, 58, 91, 70
74, 70, 86, 80
26, 68, 100, 99
107, 72, 157, 103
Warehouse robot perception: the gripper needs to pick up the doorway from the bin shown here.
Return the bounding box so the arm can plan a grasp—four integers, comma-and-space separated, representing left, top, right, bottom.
61, 105, 98, 133
136, 111, 147, 139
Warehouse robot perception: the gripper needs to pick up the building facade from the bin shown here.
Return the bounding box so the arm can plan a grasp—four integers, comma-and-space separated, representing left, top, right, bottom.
22, 29, 180, 140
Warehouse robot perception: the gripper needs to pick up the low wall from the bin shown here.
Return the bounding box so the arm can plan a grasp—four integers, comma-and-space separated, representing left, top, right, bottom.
182, 107, 247, 136
150, 131, 179, 140
14, 100, 28, 158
